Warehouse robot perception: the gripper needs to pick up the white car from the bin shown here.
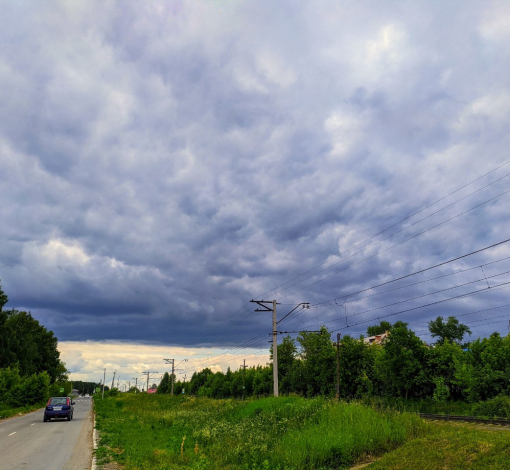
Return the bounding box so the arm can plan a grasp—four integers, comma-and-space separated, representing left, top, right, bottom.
84, 394, 90, 398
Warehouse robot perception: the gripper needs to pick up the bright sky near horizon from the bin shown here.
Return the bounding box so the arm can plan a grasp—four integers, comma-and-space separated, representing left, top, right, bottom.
1, 1, 510, 383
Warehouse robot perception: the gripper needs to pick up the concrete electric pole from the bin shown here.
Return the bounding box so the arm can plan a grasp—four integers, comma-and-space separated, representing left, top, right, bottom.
163, 359, 188, 395
251, 300, 310, 398
142, 371, 159, 392
111, 371, 116, 390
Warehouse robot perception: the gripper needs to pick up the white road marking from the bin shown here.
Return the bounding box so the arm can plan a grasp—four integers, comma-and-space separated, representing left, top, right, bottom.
8, 432, 16, 436
31, 423, 35, 426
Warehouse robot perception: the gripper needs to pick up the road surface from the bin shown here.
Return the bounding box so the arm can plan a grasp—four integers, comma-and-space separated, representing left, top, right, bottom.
0, 397, 93, 470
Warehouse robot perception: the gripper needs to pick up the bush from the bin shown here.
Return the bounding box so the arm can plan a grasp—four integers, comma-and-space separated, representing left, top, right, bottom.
472, 396, 510, 418
6, 371, 50, 407
0, 367, 21, 403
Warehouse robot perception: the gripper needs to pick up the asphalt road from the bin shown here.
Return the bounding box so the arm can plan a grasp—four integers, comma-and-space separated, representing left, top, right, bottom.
0, 398, 93, 470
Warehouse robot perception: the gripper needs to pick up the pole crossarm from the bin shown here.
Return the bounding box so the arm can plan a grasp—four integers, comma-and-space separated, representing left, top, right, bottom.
251, 299, 280, 312
278, 302, 310, 324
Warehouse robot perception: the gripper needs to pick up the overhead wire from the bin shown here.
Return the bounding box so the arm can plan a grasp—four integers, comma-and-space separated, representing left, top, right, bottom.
174, 162, 510, 373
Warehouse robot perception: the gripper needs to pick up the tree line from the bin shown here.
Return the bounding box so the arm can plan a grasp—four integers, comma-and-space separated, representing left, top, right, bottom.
155, 315, 510, 403
0, 281, 69, 407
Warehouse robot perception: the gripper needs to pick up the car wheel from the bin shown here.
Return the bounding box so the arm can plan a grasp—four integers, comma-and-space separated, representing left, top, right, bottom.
43, 415, 47, 422
67, 414, 71, 421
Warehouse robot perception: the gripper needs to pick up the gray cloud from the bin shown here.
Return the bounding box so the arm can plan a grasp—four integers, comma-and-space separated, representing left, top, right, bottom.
1, 0, 510, 352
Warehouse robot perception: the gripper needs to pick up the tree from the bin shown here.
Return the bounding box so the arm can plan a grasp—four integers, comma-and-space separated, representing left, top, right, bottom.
428, 316, 471, 345
366, 321, 392, 337
270, 336, 298, 394
2, 309, 61, 381
297, 326, 335, 396
376, 322, 428, 399
455, 333, 510, 402
0, 280, 8, 311
338, 335, 380, 398
428, 340, 464, 400
189, 368, 213, 395
157, 372, 170, 394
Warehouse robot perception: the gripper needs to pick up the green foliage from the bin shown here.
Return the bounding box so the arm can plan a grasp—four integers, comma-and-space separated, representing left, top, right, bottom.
454, 333, 510, 402
94, 394, 427, 470
157, 372, 170, 394
297, 326, 335, 396
0, 280, 8, 311
366, 321, 392, 337
0, 309, 62, 382
428, 315, 471, 345
338, 335, 380, 398
472, 396, 510, 418
368, 420, 510, 470
73, 380, 106, 395
49, 380, 72, 398
376, 322, 429, 399
0, 367, 50, 407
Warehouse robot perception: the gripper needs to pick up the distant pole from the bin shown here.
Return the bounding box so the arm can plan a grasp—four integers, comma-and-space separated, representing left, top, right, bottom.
142, 371, 159, 392
133, 377, 138, 393
171, 360, 175, 396
163, 359, 187, 396
335, 333, 341, 400
240, 359, 246, 399
102, 368, 106, 399
111, 371, 116, 390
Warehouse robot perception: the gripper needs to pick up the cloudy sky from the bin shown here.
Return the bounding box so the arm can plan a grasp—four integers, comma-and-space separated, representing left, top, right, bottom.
1, 0, 510, 384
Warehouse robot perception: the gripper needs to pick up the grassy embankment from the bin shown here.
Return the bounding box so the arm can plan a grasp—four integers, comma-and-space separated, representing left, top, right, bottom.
94, 394, 426, 469
0, 402, 45, 420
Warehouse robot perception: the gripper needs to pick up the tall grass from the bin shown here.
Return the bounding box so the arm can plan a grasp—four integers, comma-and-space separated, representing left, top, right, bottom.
94, 395, 427, 469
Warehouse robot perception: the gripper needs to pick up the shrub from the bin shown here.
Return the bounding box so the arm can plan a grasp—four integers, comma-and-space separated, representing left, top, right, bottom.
472, 396, 510, 418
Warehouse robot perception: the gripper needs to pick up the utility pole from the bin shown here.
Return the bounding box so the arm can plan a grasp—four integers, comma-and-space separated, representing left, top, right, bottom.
251, 299, 280, 397
133, 377, 138, 393
251, 300, 310, 398
240, 359, 247, 399
334, 333, 341, 400
163, 359, 188, 396
111, 370, 116, 390
117, 376, 120, 389
142, 371, 159, 392
102, 368, 106, 399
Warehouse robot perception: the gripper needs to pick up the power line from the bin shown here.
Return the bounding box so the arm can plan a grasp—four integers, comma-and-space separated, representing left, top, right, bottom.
330, 281, 510, 333
275, 189, 510, 301
256, 160, 510, 300
170, 160, 510, 357
308, 238, 510, 308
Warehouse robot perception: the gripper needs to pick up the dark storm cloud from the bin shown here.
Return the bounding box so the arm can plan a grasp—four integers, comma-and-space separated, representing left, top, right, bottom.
1, 0, 510, 349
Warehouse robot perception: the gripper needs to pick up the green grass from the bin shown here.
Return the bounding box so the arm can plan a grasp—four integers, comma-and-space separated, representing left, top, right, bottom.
0, 401, 45, 420
366, 421, 510, 469
94, 395, 426, 469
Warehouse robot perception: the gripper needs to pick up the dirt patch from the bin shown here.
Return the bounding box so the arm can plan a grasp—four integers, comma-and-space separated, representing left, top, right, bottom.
350, 457, 381, 469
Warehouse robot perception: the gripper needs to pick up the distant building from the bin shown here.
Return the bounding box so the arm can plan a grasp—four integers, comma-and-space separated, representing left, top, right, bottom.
363, 331, 390, 345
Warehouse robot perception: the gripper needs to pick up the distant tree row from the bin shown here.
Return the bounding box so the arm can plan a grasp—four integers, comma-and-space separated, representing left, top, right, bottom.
73, 381, 108, 395
0, 281, 68, 406
155, 316, 510, 403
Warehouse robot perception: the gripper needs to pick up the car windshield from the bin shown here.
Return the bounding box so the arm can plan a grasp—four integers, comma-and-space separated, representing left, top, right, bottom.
49, 398, 67, 406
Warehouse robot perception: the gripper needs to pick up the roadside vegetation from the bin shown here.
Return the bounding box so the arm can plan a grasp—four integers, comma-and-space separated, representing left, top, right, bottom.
94, 394, 427, 470
367, 421, 510, 469
0, 281, 71, 417
161, 317, 510, 420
